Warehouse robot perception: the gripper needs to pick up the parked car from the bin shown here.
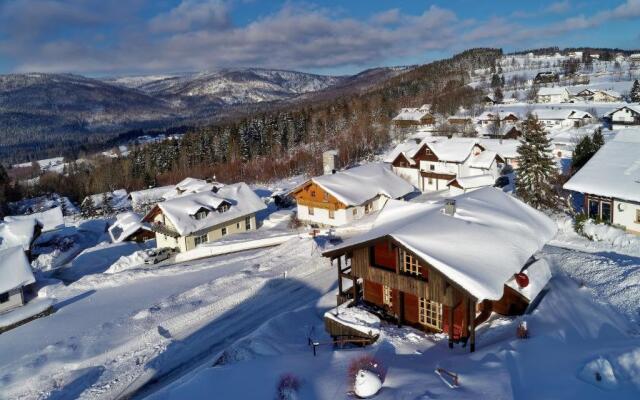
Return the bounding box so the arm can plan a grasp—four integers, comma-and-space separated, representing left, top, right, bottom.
144, 247, 174, 264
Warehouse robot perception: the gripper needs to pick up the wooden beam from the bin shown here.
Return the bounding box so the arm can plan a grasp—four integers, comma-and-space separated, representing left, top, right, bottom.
449, 304, 454, 349
470, 300, 476, 353
337, 257, 343, 296
398, 291, 405, 327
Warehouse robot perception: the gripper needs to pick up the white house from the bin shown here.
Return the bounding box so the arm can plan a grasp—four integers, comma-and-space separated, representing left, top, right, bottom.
388, 138, 503, 192
537, 87, 570, 103
532, 109, 593, 130
291, 163, 415, 227
479, 139, 521, 169
0, 246, 36, 314
143, 182, 266, 252
0, 218, 39, 252
606, 105, 640, 126
564, 129, 640, 234
592, 90, 622, 103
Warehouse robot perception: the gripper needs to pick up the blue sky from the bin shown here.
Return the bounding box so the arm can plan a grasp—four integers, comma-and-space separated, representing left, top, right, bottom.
0, 0, 639, 76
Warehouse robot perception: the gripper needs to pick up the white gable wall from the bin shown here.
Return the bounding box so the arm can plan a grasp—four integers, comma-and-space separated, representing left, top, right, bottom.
613, 199, 640, 234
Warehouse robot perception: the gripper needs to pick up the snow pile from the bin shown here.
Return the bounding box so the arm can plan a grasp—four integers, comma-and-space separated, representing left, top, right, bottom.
578, 357, 618, 390
324, 301, 381, 337
105, 250, 148, 274
617, 348, 640, 389
582, 221, 640, 249
354, 369, 382, 398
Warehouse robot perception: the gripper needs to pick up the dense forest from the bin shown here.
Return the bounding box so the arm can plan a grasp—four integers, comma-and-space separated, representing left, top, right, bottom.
17, 48, 502, 202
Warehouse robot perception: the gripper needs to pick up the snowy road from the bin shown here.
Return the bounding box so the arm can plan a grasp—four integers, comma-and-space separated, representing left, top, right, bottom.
0, 237, 335, 400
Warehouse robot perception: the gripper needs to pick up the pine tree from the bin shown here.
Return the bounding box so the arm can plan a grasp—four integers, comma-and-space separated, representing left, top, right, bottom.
491, 73, 501, 88
631, 79, 640, 103
493, 87, 504, 104
516, 115, 559, 210
592, 128, 604, 149
571, 135, 594, 172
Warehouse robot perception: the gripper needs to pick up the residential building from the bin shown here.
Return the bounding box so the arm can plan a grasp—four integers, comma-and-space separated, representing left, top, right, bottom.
291, 163, 415, 227
564, 129, 640, 234
534, 71, 560, 84
142, 182, 266, 252
387, 138, 503, 192
532, 109, 593, 129
606, 105, 640, 126
0, 246, 36, 314
108, 212, 155, 243
392, 105, 435, 128
323, 188, 556, 352
537, 87, 570, 103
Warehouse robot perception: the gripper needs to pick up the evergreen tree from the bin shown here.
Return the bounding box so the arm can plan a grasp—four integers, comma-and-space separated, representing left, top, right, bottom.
571, 135, 594, 172
516, 115, 559, 210
81, 196, 95, 218
631, 79, 640, 103
592, 128, 604, 149
493, 87, 504, 104
491, 73, 501, 88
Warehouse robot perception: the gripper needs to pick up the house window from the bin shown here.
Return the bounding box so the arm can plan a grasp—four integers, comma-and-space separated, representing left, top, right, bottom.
429, 165, 435, 171
194, 233, 208, 246
323, 192, 329, 202
311, 190, 316, 197
383, 286, 393, 307
352, 208, 358, 216
419, 298, 442, 330
221, 227, 227, 236
308, 207, 314, 216
601, 202, 612, 223
588, 200, 600, 219
0, 292, 9, 303
195, 210, 208, 220
218, 204, 229, 213
245, 216, 251, 230
329, 209, 335, 219
636, 209, 640, 223
402, 250, 421, 276
364, 203, 372, 214
236, 222, 240, 229
428, 178, 433, 184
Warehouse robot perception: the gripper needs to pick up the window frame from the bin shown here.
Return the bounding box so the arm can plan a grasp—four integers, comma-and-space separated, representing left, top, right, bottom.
221, 227, 227, 236
308, 206, 314, 216
194, 233, 208, 246
419, 298, 443, 330
245, 216, 252, 230
382, 285, 393, 308
401, 249, 421, 276
329, 209, 335, 219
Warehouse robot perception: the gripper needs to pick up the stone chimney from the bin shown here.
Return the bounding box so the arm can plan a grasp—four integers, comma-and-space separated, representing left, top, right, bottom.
323, 150, 339, 175
444, 199, 456, 216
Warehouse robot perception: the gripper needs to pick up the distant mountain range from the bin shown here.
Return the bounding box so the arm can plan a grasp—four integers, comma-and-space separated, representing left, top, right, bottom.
0, 67, 406, 162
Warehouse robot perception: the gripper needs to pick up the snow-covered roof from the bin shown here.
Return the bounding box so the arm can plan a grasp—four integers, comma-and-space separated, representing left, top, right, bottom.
564, 129, 640, 202
108, 212, 151, 243
422, 138, 479, 163
306, 163, 415, 207
447, 174, 495, 189
129, 185, 174, 206
383, 140, 422, 164
324, 188, 557, 301
505, 257, 551, 302
84, 189, 130, 209
538, 87, 568, 96
152, 182, 266, 236
0, 219, 37, 251
479, 139, 520, 158
392, 108, 431, 122
0, 246, 35, 294
532, 109, 592, 120
162, 178, 224, 200
469, 151, 500, 169
605, 104, 640, 117
594, 89, 621, 98
4, 207, 64, 233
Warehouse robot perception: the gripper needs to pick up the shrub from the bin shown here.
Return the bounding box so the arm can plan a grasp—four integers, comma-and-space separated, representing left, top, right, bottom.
288, 214, 303, 229
574, 212, 589, 237
276, 374, 300, 400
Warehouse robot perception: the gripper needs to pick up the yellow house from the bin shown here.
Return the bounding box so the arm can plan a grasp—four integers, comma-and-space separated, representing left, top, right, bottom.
142, 182, 266, 252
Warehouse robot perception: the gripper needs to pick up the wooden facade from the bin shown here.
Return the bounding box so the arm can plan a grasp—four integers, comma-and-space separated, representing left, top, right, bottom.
326, 236, 534, 352
291, 181, 346, 211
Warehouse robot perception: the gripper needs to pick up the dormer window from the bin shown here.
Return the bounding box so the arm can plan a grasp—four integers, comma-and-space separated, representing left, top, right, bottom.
194, 209, 209, 220
218, 203, 230, 213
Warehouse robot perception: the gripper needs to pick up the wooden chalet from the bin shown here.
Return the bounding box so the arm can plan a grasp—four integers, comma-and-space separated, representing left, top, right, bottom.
291, 164, 415, 227
323, 189, 557, 351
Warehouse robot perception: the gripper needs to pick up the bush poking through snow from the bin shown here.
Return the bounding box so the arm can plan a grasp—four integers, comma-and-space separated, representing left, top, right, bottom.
348, 356, 385, 397
276, 373, 300, 400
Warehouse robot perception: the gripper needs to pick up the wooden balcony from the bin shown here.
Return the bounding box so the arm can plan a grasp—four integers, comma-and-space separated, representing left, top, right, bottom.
148, 222, 180, 238
296, 198, 341, 211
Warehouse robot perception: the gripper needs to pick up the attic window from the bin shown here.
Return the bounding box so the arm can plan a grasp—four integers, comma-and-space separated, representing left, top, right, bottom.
194, 210, 209, 220
218, 203, 229, 213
